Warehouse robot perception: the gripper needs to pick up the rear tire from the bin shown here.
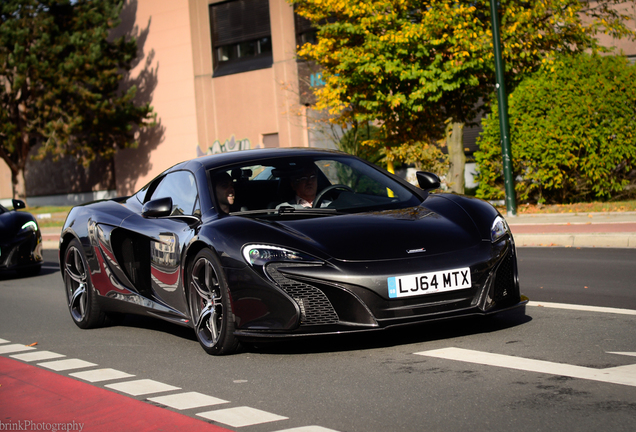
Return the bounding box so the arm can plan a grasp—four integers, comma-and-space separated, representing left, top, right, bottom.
63, 238, 106, 329
188, 249, 239, 355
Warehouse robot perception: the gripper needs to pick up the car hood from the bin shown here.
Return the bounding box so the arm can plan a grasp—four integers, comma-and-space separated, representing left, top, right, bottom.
262, 205, 483, 261
0, 212, 24, 238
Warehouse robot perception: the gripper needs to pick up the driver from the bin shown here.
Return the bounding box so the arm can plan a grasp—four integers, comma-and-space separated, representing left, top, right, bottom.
278, 165, 330, 208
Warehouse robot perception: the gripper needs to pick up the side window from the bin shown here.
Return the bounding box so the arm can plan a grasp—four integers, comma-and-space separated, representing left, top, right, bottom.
149, 171, 198, 216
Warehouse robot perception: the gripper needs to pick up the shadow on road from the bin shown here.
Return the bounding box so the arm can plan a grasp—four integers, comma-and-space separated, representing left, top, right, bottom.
246, 307, 532, 355
106, 305, 532, 356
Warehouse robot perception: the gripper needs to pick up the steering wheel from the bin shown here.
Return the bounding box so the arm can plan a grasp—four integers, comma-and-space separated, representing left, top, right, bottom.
313, 184, 354, 208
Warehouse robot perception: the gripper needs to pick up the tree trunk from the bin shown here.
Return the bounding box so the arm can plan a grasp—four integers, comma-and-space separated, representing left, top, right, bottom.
447, 122, 465, 194
11, 167, 27, 202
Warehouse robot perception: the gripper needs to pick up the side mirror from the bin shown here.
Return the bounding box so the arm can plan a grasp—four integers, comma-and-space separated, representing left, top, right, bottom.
12, 199, 26, 210
142, 197, 173, 218
416, 172, 441, 191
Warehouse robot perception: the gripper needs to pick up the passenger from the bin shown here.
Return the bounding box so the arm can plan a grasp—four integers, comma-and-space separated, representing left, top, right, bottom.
213, 172, 235, 213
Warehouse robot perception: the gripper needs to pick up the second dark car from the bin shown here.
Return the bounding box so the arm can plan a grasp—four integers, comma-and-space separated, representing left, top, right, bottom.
0, 199, 43, 276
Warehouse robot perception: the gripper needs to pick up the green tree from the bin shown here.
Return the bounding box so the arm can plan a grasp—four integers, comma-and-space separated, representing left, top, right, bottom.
476, 53, 636, 204
0, 0, 155, 199
337, 122, 383, 165
290, 0, 635, 190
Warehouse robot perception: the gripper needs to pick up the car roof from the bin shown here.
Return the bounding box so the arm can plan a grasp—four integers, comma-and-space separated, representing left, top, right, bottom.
171, 147, 350, 174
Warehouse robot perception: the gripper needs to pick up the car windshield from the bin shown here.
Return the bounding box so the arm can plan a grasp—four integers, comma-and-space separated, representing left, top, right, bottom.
210, 155, 421, 216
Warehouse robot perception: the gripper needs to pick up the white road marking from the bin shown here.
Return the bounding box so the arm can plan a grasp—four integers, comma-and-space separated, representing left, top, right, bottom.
105, 379, 180, 396
148, 392, 229, 410
38, 358, 97, 371
416, 347, 636, 387
197, 406, 288, 427
608, 352, 636, 357
0, 344, 36, 354
527, 301, 636, 315
0, 338, 9, 344
69, 368, 135, 383
11, 351, 65, 362
273, 427, 341, 432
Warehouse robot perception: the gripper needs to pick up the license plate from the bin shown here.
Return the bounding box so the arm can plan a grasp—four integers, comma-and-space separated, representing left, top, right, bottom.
387, 267, 471, 299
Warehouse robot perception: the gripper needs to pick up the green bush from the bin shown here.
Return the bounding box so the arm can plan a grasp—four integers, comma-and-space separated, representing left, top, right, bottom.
475, 54, 636, 204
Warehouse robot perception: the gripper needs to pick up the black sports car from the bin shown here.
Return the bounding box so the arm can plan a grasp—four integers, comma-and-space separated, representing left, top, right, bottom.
59, 148, 525, 355
1, 199, 43, 275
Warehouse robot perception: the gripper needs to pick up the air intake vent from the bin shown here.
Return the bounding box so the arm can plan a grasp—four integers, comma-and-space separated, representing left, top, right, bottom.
493, 254, 514, 302
266, 263, 339, 326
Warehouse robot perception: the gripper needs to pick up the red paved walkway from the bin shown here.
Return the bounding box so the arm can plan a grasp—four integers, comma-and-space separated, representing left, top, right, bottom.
0, 356, 231, 432
510, 222, 636, 234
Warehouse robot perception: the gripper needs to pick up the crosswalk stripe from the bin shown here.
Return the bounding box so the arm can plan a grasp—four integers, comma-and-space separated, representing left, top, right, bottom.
38, 358, 97, 371
69, 368, 135, 382
0, 344, 36, 354
148, 392, 229, 410
105, 378, 181, 396
197, 406, 288, 427
10, 350, 65, 362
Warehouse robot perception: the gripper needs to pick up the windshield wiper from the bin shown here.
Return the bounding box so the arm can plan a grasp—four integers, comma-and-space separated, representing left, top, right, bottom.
229, 207, 342, 217
229, 209, 278, 216
276, 206, 340, 215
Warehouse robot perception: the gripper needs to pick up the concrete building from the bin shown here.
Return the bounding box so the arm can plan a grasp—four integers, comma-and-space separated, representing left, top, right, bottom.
1, 0, 634, 204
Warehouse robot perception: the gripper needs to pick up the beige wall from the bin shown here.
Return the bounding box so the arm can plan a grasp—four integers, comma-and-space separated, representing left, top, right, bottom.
596, 1, 636, 57
113, 0, 306, 195
0, 161, 10, 199
191, 0, 306, 157
114, 0, 200, 195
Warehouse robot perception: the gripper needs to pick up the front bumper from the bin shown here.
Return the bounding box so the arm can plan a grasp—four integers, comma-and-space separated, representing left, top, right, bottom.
0, 231, 43, 272
230, 237, 524, 339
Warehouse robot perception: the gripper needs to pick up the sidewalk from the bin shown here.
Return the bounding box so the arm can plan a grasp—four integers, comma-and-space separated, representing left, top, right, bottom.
41, 211, 636, 249
505, 211, 636, 248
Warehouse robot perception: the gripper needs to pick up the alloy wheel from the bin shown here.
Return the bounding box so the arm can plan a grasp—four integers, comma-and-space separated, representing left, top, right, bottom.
190, 256, 224, 348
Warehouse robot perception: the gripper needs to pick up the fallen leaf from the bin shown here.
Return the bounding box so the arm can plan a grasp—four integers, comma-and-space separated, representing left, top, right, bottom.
584, 286, 588, 289
27, 342, 38, 347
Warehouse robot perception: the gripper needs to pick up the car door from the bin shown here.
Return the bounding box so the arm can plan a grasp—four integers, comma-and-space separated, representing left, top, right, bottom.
118, 170, 201, 316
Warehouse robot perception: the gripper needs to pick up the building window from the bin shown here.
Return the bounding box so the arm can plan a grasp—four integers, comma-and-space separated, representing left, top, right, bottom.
210, 0, 273, 77
294, 13, 317, 48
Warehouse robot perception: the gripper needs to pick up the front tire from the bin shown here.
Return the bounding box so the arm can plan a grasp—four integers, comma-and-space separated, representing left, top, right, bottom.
63, 238, 106, 329
188, 249, 239, 355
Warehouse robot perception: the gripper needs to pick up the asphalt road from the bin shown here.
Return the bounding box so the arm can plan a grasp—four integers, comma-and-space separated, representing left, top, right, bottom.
1, 248, 635, 432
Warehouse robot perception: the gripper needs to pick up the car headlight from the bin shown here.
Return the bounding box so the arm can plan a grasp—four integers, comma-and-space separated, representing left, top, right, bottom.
491, 216, 509, 243
242, 244, 319, 269
20, 220, 39, 234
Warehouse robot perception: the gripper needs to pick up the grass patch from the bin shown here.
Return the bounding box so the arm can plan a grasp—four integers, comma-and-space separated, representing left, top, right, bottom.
22, 205, 73, 228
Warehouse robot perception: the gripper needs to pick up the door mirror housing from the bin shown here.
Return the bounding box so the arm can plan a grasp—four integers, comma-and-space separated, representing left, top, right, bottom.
142, 197, 173, 218
416, 172, 441, 191
12, 199, 26, 210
